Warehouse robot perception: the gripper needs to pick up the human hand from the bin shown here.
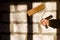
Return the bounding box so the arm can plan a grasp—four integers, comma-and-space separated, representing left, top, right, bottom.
40, 19, 49, 26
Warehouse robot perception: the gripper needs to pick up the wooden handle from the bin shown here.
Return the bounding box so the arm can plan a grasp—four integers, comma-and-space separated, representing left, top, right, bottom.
27, 4, 45, 16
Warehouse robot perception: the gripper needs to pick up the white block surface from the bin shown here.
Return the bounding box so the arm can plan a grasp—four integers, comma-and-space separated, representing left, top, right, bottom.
13, 23, 27, 33
10, 34, 27, 40
33, 24, 40, 33
45, 2, 56, 11
10, 5, 16, 12
10, 12, 27, 22
17, 5, 27, 12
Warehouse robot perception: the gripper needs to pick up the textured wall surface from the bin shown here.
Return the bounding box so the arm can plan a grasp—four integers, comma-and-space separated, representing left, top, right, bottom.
10, 2, 57, 40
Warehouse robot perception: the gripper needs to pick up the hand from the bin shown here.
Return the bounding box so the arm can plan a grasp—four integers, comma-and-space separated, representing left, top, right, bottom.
40, 19, 49, 26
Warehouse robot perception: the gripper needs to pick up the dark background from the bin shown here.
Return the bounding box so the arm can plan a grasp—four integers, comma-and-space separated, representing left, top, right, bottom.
0, 0, 60, 40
